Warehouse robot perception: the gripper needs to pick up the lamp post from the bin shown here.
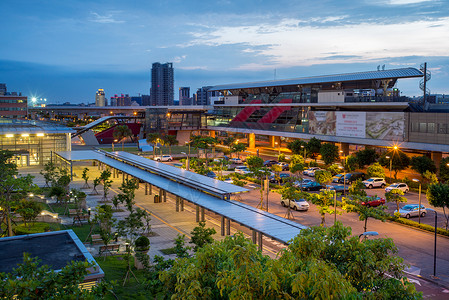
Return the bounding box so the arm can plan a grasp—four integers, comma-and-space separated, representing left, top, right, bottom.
340, 151, 347, 196
275, 142, 280, 156
333, 190, 337, 224
386, 155, 392, 184
181, 152, 189, 171
413, 178, 422, 224
301, 145, 306, 159
426, 208, 438, 278
359, 231, 379, 242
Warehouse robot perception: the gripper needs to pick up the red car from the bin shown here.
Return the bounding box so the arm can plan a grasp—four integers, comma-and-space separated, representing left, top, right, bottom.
361, 196, 385, 207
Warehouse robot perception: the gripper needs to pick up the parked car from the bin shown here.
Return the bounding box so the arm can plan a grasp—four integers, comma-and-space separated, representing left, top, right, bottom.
323, 184, 348, 193
280, 198, 310, 211
385, 183, 409, 193
338, 172, 365, 184
206, 171, 217, 179
230, 158, 243, 164
269, 173, 290, 183
332, 174, 344, 183
235, 165, 251, 174
223, 178, 234, 184
300, 181, 323, 191
303, 167, 322, 177
394, 204, 426, 218
154, 155, 173, 162
294, 179, 314, 187
277, 162, 289, 171
361, 196, 386, 207
362, 177, 387, 189
263, 160, 278, 167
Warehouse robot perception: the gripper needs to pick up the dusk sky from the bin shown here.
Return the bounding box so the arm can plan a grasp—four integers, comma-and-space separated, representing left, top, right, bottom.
1, 0, 448, 104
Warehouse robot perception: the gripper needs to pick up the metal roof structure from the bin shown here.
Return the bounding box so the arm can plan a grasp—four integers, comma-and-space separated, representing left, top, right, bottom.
209, 68, 423, 91
56, 150, 307, 244
0, 119, 75, 134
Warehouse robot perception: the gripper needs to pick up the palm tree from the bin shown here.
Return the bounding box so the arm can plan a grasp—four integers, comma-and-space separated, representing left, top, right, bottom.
146, 132, 161, 158
163, 135, 178, 155
113, 125, 132, 151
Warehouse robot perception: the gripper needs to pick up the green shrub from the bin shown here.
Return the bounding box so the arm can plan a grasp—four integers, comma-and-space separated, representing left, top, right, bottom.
390, 217, 449, 236
135, 236, 150, 251
309, 161, 318, 167
14, 222, 50, 235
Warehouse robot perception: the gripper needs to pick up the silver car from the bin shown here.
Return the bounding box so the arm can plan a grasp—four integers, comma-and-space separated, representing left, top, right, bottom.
280, 198, 309, 211
394, 204, 426, 219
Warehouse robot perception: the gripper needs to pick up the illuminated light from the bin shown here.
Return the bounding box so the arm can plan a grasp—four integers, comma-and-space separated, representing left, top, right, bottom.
5, 134, 13, 138
21, 133, 29, 137
110, 111, 113, 114
166, 113, 171, 117
37, 133, 44, 137
393, 145, 398, 150
133, 112, 137, 116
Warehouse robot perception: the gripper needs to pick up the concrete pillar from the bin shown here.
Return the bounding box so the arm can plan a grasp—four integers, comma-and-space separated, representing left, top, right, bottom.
248, 133, 256, 149
176, 196, 180, 212
122, 172, 125, 183
145, 183, 148, 195
126, 174, 129, 180
180, 198, 184, 211
210, 130, 216, 138
221, 216, 225, 236
258, 233, 263, 251
200, 207, 205, 222
252, 231, 257, 244
269, 136, 276, 148
226, 219, 231, 235
149, 184, 152, 195
432, 151, 442, 170
196, 206, 200, 222
98, 162, 100, 170
163, 190, 167, 202
340, 143, 350, 156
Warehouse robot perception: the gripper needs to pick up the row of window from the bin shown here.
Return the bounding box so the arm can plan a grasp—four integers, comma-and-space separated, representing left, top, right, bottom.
0, 99, 25, 103
0, 107, 26, 111
411, 122, 449, 134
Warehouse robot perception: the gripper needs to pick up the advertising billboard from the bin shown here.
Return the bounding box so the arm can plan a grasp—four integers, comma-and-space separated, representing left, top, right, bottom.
366, 112, 404, 141
336, 112, 366, 138
308, 111, 336, 135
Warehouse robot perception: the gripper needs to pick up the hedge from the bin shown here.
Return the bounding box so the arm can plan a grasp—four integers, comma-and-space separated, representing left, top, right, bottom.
389, 217, 449, 237
14, 222, 50, 235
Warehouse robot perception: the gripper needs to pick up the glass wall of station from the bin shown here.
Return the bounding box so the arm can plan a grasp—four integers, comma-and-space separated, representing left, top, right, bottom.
0, 133, 69, 166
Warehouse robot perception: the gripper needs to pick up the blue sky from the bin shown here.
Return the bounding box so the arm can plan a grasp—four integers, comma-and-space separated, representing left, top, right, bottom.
1, 0, 448, 104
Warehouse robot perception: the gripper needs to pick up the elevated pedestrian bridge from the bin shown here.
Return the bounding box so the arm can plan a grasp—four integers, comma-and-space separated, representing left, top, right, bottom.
55, 150, 307, 246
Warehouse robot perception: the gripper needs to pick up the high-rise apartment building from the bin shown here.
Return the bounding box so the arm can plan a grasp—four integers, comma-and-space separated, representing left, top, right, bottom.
195, 86, 220, 105
95, 89, 106, 106
150, 62, 174, 106
179, 87, 191, 105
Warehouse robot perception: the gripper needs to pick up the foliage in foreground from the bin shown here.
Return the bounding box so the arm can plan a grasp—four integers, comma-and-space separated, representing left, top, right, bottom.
159, 222, 421, 299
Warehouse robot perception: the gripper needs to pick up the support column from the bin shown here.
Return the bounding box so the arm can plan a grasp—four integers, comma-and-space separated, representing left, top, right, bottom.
159, 188, 163, 201
180, 198, 184, 211
221, 216, 225, 236
176, 196, 180, 212
226, 219, 231, 235
98, 162, 100, 170
70, 162, 73, 181
145, 183, 148, 195
258, 233, 263, 251
196, 206, 200, 222
122, 172, 125, 183
200, 207, 205, 222
210, 130, 216, 138
269, 136, 276, 148
431, 151, 442, 170
149, 184, 152, 195
340, 142, 350, 156
248, 133, 256, 149
163, 190, 167, 202
252, 231, 257, 244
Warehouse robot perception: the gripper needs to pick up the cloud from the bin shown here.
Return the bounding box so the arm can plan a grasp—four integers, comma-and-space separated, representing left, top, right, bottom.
186, 16, 449, 70
173, 55, 187, 63
178, 66, 208, 70
89, 12, 125, 24
383, 0, 434, 5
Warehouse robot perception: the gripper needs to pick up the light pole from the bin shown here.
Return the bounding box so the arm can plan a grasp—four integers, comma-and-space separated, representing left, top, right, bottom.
181, 152, 189, 171
426, 208, 438, 278
412, 178, 422, 224
333, 190, 337, 224
301, 145, 306, 159
275, 142, 280, 156
386, 155, 392, 184
359, 231, 379, 242
340, 151, 347, 196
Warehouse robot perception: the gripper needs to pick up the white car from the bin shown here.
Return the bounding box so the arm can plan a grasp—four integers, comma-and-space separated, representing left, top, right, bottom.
154, 155, 173, 162
385, 183, 409, 193
230, 158, 243, 164
234, 166, 251, 174
362, 177, 387, 189
223, 178, 234, 184
394, 204, 426, 219
280, 198, 309, 211
303, 167, 322, 177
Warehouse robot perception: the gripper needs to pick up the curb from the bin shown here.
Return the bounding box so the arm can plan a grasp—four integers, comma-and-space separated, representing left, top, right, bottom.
387, 219, 449, 240
405, 272, 449, 290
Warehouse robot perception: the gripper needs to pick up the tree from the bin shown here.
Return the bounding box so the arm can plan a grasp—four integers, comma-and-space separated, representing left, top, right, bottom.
355, 148, 378, 168
0, 150, 37, 236
423, 170, 438, 185
320, 143, 339, 165
81, 167, 90, 189
308, 190, 338, 226
411, 155, 437, 176
113, 124, 133, 151
327, 164, 341, 175
91, 177, 101, 195
0, 254, 110, 299
246, 155, 271, 210
159, 224, 420, 299
222, 136, 236, 147
271, 164, 283, 185
190, 221, 216, 252
306, 137, 322, 160
162, 134, 178, 155
348, 179, 367, 197
146, 132, 161, 158
287, 139, 307, 155
344, 195, 389, 232
93, 204, 115, 249
315, 170, 332, 187
385, 189, 407, 216
290, 154, 305, 166
279, 182, 305, 219
379, 151, 410, 180
16, 200, 42, 227
230, 142, 247, 159
367, 162, 386, 178
427, 183, 449, 230
190, 135, 219, 163
99, 170, 112, 202
345, 155, 358, 172
439, 157, 449, 182
39, 161, 57, 187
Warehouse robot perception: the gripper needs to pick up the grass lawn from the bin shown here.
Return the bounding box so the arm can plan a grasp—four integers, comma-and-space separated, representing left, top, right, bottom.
66, 223, 100, 242
97, 255, 151, 300
159, 247, 176, 255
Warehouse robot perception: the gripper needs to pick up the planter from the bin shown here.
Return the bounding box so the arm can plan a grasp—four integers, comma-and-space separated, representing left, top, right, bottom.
134, 249, 149, 270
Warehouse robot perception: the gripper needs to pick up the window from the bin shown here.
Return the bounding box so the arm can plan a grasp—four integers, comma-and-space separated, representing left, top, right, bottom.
411, 122, 419, 132
438, 123, 448, 134
419, 123, 427, 132
427, 123, 435, 133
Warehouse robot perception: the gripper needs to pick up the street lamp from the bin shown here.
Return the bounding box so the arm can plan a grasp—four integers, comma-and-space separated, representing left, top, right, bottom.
181, 152, 189, 171
301, 144, 306, 159
359, 231, 379, 241
386, 155, 392, 184
412, 178, 422, 224
340, 151, 347, 196
275, 142, 280, 155
426, 208, 438, 278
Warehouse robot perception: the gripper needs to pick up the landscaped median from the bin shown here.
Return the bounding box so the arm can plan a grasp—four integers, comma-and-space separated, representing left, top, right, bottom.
388, 216, 449, 237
